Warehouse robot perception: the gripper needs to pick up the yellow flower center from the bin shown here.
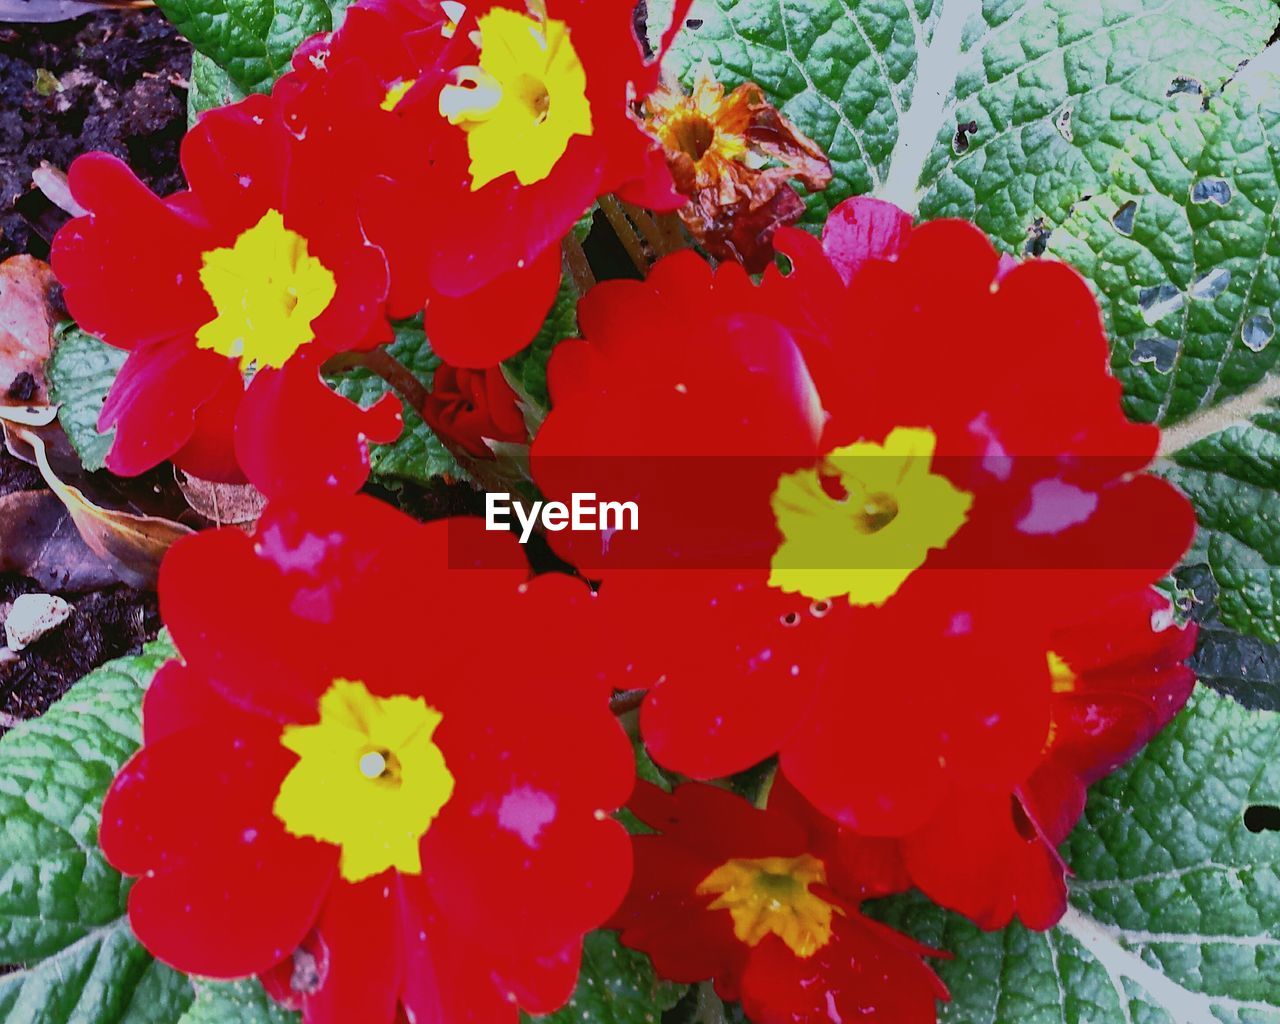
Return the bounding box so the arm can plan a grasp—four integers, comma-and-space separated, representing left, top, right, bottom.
648, 71, 749, 169
273, 678, 455, 883
381, 77, 417, 111
697, 854, 837, 958
1047, 650, 1078, 694
195, 209, 336, 372
769, 427, 973, 607
439, 6, 593, 190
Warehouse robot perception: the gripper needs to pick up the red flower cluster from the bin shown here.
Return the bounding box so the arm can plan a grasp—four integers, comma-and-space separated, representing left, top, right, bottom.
65, 3, 1203, 1014
532, 196, 1197, 930
52, 0, 688, 491
101, 495, 632, 1024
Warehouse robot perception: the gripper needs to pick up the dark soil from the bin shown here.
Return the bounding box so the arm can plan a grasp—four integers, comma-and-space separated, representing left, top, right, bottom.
0, 9, 188, 730
0, 8, 191, 260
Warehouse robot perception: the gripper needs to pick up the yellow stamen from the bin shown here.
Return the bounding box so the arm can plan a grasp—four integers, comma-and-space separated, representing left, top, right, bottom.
273, 678, 455, 883
439, 6, 592, 189
195, 209, 336, 372
698, 854, 837, 958
1047, 650, 1078, 694
770, 427, 973, 607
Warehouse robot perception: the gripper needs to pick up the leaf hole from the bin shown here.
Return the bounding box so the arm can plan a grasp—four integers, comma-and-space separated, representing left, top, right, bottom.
1243, 313, 1275, 352
1191, 178, 1232, 206
1244, 804, 1280, 832
1166, 75, 1204, 99
1024, 218, 1050, 256
1111, 201, 1137, 236
1139, 283, 1184, 324
1132, 337, 1178, 373
1054, 105, 1073, 142
1189, 267, 1231, 301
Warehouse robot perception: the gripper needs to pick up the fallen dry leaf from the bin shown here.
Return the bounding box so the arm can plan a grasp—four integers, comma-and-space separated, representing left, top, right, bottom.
1, 410, 193, 590
176, 470, 267, 526
32, 162, 88, 218
0, 255, 63, 406
0, 490, 118, 592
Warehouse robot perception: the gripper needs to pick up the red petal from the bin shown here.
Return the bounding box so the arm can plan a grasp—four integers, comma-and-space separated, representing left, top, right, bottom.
425, 246, 563, 368
99, 337, 242, 478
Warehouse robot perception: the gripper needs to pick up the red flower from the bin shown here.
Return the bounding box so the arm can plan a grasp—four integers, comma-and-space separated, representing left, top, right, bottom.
423, 363, 528, 458
99, 495, 633, 1024
530, 198, 1195, 929
273, 0, 457, 322
51, 94, 401, 492
612, 780, 947, 1024
887, 589, 1197, 929
353, 0, 693, 367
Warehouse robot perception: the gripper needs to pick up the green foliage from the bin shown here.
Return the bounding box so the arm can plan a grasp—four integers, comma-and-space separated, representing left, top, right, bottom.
529, 931, 686, 1024
1160, 398, 1280, 645
503, 271, 579, 414
46, 324, 126, 473
178, 981, 298, 1024
154, 0, 340, 95
1051, 70, 1280, 425
0, 638, 192, 1023
873, 687, 1280, 1022
188, 51, 248, 125
659, 0, 1276, 244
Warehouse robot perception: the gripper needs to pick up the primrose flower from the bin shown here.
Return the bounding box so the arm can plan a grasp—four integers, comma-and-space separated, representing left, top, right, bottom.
51, 95, 400, 491
612, 781, 948, 1024
423, 362, 528, 458
873, 589, 1196, 930
530, 198, 1196, 929
99, 495, 633, 1024
354, 0, 694, 367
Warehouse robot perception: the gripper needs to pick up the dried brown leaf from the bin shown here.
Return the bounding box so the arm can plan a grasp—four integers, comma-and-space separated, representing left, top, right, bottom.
0, 256, 62, 405
0, 490, 117, 592
175, 471, 266, 526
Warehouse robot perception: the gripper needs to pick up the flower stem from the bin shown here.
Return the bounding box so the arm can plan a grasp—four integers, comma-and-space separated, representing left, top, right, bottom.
621, 200, 672, 257
336, 347, 431, 417
599, 195, 651, 275
562, 234, 596, 294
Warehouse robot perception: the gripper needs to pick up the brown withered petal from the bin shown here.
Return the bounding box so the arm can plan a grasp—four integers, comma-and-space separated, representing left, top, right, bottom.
645, 69, 833, 273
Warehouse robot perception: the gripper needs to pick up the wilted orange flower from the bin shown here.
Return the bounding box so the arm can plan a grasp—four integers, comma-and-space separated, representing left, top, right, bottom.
646, 66, 832, 272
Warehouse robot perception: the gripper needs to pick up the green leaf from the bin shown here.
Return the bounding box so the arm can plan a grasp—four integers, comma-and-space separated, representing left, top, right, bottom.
328, 319, 465, 487
154, 0, 339, 95
178, 981, 298, 1024
1050, 68, 1280, 425
46, 324, 126, 473
503, 270, 579, 414
872, 687, 1280, 1023
1175, 564, 1280, 711
528, 931, 686, 1024
660, 0, 1276, 245
188, 51, 248, 126
1158, 397, 1280, 645
915, 0, 1276, 253
0, 637, 193, 1024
